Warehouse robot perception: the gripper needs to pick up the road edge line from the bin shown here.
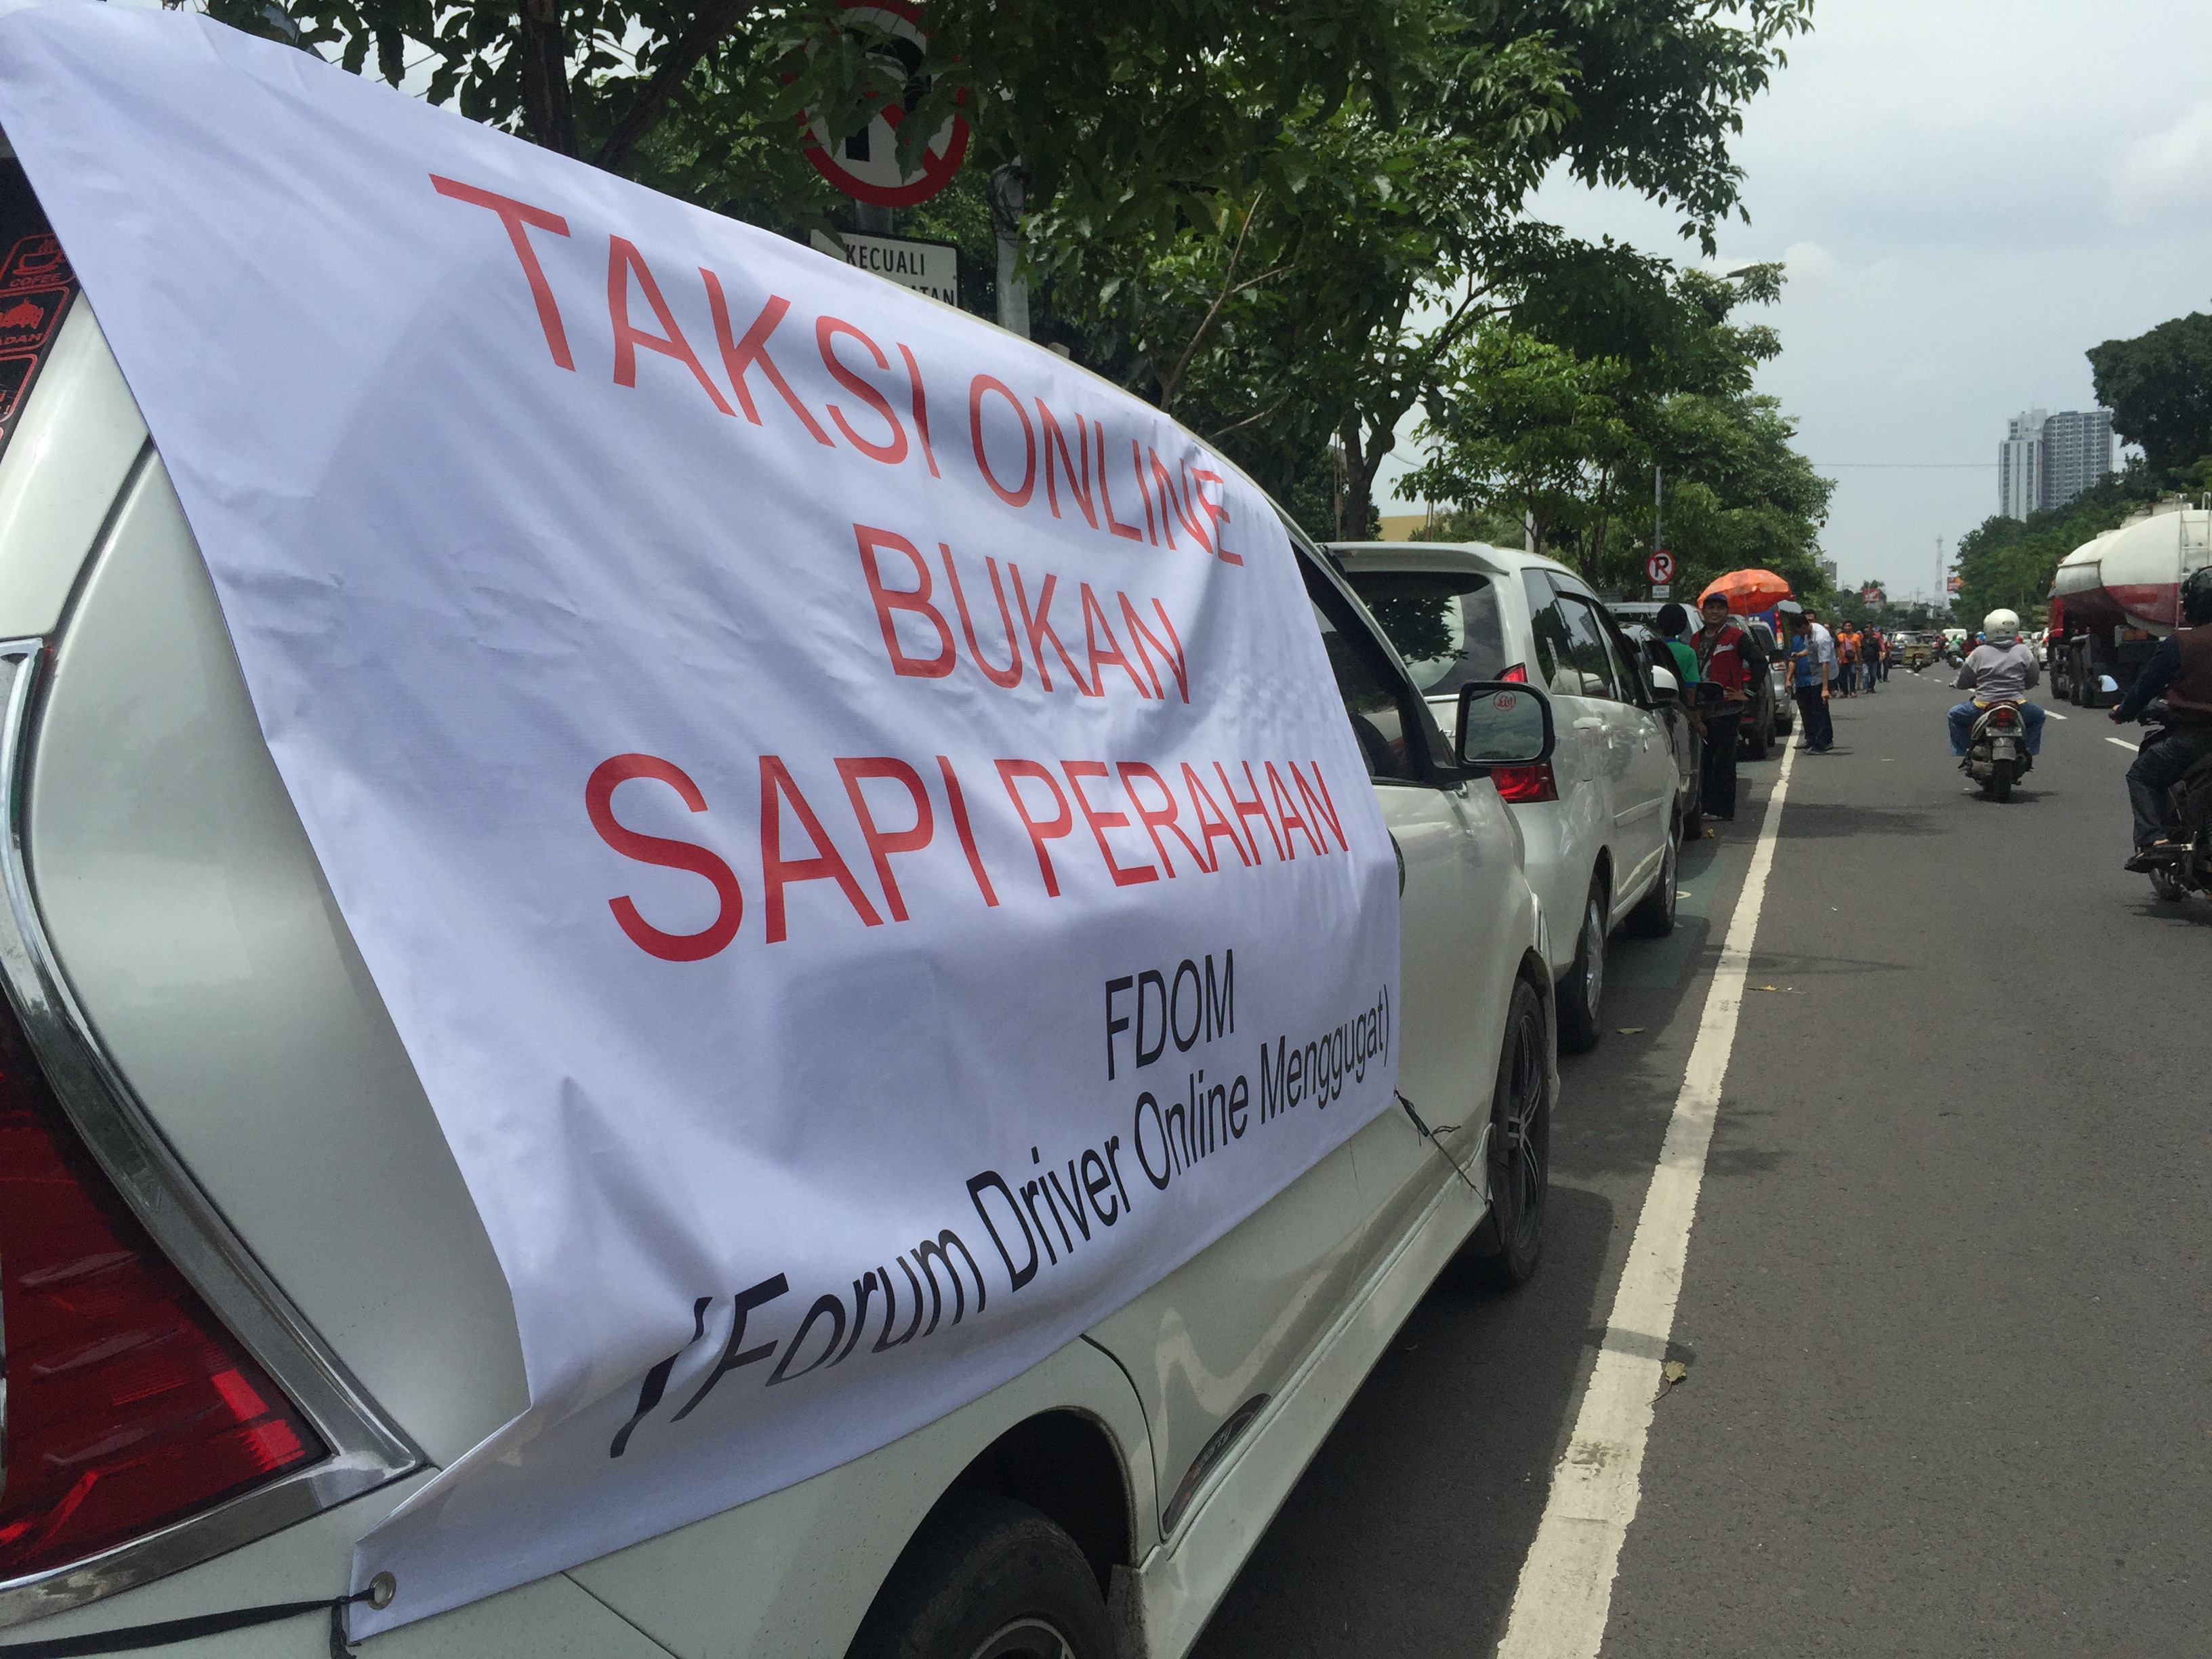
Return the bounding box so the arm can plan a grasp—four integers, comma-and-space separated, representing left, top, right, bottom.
1492, 742, 1799, 1659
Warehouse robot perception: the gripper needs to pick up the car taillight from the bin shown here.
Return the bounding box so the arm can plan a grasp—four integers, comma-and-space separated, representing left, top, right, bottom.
1498, 663, 1528, 684
1489, 762, 1559, 803
0, 1000, 324, 1580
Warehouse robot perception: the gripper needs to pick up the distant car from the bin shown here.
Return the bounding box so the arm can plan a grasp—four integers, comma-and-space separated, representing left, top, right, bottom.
1615, 619, 1704, 840
1610, 602, 1787, 757
1331, 541, 1684, 1054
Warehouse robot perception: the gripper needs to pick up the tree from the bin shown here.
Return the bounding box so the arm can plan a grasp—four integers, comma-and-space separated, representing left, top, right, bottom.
1399, 260, 1830, 599
1395, 325, 1640, 561
1037, 0, 1815, 539
2087, 311, 2212, 482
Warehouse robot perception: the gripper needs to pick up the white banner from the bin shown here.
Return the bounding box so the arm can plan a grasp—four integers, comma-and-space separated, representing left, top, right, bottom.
0, 7, 1398, 1633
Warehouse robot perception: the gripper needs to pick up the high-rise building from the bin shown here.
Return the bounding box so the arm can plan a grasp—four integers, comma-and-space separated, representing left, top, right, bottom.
2041, 409, 2114, 510
2000, 409, 2046, 520
1998, 407, 2114, 519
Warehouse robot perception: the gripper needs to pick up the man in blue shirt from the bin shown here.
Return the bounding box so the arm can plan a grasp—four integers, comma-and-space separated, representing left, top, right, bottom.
1780, 601, 1832, 752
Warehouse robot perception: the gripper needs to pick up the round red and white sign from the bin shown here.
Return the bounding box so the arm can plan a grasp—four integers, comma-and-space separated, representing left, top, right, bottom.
801, 1, 970, 208
1646, 550, 1675, 585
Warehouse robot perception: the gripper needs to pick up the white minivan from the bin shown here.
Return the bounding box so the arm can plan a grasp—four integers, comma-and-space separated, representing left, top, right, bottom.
1332, 542, 1685, 1052
0, 176, 1563, 1658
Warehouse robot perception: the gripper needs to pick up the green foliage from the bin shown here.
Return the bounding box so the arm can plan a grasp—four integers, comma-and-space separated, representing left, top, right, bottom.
1952, 461, 2165, 625
1398, 262, 1829, 600
1397, 325, 1639, 559
2087, 311, 2212, 481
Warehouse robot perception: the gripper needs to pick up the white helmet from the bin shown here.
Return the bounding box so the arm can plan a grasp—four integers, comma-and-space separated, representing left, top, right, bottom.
1982, 608, 2020, 644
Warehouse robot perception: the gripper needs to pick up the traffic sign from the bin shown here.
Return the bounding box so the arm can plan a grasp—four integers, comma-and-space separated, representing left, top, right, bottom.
1646, 550, 1675, 585
800, 2, 970, 208
1651, 583, 1671, 599
809, 230, 958, 305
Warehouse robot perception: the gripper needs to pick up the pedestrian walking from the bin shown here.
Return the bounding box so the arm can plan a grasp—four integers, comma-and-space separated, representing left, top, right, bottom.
1690, 593, 1755, 819
1782, 600, 1834, 752
1838, 625, 1860, 696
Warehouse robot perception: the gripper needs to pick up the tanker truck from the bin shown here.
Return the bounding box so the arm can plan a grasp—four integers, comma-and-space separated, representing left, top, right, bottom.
2047, 499, 2212, 705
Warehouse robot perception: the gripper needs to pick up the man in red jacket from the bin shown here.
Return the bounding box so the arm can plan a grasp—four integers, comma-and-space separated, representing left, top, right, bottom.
1692, 593, 1755, 821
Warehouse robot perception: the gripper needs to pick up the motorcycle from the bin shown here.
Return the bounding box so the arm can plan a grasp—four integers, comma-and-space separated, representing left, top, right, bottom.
2136, 700, 2212, 902
1964, 699, 2033, 802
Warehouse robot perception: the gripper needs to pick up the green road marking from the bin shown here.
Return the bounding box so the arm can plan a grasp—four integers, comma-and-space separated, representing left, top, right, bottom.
1608, 843, 1734, 989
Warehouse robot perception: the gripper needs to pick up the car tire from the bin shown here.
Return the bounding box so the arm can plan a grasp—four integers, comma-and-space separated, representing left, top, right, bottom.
1472, 977, 1551, 1290
846, 1492, 1115, 1659
1624, 821, 1679, 938
1554, 880, 1607, 1054
1744, 707, 1771, 760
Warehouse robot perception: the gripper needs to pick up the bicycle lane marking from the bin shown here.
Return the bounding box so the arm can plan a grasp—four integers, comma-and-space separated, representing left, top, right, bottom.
1492, 742, 1799, 1659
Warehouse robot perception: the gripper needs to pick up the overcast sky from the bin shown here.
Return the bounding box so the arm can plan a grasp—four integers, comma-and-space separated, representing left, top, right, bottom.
1378, 0, 2212, 605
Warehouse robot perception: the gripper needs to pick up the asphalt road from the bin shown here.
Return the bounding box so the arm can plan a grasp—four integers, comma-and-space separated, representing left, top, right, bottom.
1191, 670, 2211, 1658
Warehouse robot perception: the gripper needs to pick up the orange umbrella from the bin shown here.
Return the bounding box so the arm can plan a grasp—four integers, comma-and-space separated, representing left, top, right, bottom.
1699, 568, 1794, 613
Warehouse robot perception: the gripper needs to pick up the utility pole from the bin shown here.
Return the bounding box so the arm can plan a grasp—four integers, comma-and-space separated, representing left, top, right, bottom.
1654, 464, 1664, 556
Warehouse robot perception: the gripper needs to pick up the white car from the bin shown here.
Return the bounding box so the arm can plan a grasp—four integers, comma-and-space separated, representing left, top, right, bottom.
0, 272, 1563, 1654
1331, 541, 1685, 1052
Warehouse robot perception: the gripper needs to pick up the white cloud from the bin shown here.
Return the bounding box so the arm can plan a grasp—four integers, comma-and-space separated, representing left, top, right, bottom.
2112, 102, 2212, 222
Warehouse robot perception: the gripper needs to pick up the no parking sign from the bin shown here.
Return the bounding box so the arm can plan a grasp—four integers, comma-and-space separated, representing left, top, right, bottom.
800, 1, 970, 207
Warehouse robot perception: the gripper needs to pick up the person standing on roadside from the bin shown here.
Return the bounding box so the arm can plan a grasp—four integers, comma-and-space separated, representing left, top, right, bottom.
1782, 600, 1834, 752
1691, 593, 1753, 819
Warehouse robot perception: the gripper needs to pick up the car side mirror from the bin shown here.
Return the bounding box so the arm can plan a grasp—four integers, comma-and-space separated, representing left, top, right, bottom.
1456, 682, 1555, 769
1649, 665, 1681, 701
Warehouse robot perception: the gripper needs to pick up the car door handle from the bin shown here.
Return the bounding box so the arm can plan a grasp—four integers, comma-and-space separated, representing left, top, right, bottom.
1573, 718, 1606, 731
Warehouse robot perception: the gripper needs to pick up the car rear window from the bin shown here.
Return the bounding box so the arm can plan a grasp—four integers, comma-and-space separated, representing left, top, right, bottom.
1343, 571, 1507, 697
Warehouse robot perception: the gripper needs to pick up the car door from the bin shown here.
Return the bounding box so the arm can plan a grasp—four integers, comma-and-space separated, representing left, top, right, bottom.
1552, 586, 1671, 904
1298, 562, 1513, 1281
1084, 542, 1498, 1538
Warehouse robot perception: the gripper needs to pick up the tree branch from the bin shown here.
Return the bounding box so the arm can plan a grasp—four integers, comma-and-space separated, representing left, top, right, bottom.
1159, 190, 1266, 415
595, 0, 762, 174
1206, 394, 1293, 443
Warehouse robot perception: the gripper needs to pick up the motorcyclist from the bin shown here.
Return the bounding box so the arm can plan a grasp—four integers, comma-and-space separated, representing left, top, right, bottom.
2110, 567, 2212, 871
1948, 609, 2043, 777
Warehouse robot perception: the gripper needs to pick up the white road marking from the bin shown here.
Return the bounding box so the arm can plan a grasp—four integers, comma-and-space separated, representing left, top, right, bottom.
2046, 710, 2068, 720
2108, 737, 2138, 752
1492, 744, 1797, 1659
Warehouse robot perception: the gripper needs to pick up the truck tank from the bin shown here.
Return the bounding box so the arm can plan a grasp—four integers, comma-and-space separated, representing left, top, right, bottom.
2047, 500, 2211, 703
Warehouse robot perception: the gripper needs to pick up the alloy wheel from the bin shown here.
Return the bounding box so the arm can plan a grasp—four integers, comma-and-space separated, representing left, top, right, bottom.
1490, 1002, 1549, 1261
1581, 895, 1605, 1021
966, 1618, 1080, 1659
